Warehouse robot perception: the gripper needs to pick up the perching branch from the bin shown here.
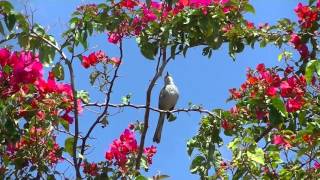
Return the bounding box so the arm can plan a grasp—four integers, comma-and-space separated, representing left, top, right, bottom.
85, 102, 217, 117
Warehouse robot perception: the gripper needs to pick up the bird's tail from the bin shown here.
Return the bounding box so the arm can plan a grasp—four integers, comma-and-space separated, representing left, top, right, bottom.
153, 112, 165, 143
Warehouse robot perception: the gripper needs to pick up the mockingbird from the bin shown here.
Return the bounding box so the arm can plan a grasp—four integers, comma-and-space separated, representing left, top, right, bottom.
153, 72, 179, 143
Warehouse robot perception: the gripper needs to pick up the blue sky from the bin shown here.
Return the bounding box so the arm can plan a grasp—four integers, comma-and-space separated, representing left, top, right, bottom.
11, 0, 307, 179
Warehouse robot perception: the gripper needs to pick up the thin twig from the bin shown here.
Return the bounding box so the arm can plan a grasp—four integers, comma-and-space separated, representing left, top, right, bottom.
29, 32, 67, 60
78, 41, 123, 168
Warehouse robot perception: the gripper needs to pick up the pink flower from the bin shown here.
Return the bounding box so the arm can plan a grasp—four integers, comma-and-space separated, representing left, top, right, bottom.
280, 81, 291, 97
266, 86, 277, 97
0, 48, 10, 67
179, 0, 189, 6
95, 50, 108, 62
36, 111, 46, 121
62, 112, 73, 124
294, 3, 318, 29
189, 0, 212, 8
290, 33, 309, 60
273, 135, 291, 149
144, 145, 157, 165
246, 21, 254, 29
229, 88, 242, 99
221, 119, 233, 130
142, 7, 157, 22
213, 0, 229, 5
256, 110, 267, 120
108, 32, 122, 44
120, 0, 138, 9
256, 63, 266, 73
314, 161, 320, 169
110, 57, 121, 66
286, 98, 302, 112
105, 128, 138, 172
82, 55, 91, 68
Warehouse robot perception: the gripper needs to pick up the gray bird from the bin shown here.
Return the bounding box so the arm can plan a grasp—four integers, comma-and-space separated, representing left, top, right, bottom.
153, 72, 179, 143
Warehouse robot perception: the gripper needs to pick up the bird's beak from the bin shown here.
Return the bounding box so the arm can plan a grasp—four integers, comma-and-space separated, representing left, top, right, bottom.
166, 72, 169, 76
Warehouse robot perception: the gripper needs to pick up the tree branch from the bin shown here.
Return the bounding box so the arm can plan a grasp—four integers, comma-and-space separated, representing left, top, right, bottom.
135, 47, 168, 170
29, 32, 67, 61
254, 125, 273, 143
85, 102, 217, 117
78, 41, 123, 168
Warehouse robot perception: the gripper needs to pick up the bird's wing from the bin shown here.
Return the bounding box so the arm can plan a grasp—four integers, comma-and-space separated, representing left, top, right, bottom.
158, 87, 167, 109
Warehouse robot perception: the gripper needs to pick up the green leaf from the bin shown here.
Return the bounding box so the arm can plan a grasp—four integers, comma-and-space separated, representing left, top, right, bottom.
64, 137, 74, 156
271, 97, 287, 117
52, 63, 64, 81
168, 113, 176, 122
39, 45, 55, 65
247, 148, 265, 165
140, 41, 158, 60
278, 53, 283, 61
269, 105, 283, 126
5, 14, 16, 31
121, 93, 132, 105
298, 111, 306, 125
135, 175, 148, 180
315, 60, 320, 76
47, 175, 55, 180
18, 33, 30, 49
233, 169, 245, 180
187, 138, 196, 156
154, 174, 170, 180
77, 90, 89, 104
309, 0, 317, 6
0, 1, 14, 12
89, 71, 100, 85
60, 118, 69, 131
243, 3, 255, 14
190, 155, 206, 174
100, 116, 108, 128
305, 60, 317, 84
0, 22, 5, 35
228, 137, 240, 151
140, 156, 149, 170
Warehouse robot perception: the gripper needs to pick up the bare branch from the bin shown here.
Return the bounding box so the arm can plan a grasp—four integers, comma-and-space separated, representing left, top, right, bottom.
85, 102, 217, 117
78, 41, 124, 168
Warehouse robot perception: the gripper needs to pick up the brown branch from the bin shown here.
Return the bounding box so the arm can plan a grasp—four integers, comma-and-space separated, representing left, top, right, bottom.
78, 41, 123, 168
29, 30, 83, 178
254, 125, 273, 143
65, 59, 82, 178
85, 102, 217, 117
135, 47, 168, 170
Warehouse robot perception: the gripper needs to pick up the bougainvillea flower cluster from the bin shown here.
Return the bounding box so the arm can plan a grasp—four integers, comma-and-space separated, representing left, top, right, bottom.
289, 33, 309, 60
105, 128, 156, 174
4, 127, 62, 167
82, 162, 99, 176
104, 0, 236, 45
82, 50, 121, 68
0, 48, 81, 124
294, 2, 318, 29
144, 145, 157, 165
229, 63, 306, 119
272, 135, 292, 149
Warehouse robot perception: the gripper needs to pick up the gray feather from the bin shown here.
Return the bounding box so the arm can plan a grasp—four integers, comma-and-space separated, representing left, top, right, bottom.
153, 112, 165, 143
